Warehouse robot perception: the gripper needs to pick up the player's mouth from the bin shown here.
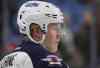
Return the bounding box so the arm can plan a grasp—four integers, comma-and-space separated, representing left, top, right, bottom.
31, 32, 42, 41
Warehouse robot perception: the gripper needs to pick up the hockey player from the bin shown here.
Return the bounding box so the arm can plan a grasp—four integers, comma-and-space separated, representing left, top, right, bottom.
0, 1, 69, 68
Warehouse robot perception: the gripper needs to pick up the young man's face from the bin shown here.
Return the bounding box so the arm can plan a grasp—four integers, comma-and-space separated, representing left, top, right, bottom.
30, 23, 43, 42
30, 23, 61, 44
47, 23, 61, 44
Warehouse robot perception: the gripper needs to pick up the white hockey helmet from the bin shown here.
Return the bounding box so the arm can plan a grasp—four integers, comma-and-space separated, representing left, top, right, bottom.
17, 1, 64, 44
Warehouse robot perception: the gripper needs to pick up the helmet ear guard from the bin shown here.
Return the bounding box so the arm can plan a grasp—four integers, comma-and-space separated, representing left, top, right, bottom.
17, 1, 64, 44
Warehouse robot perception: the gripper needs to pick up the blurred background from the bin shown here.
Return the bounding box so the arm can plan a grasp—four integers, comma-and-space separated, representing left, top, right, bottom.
0, 0, 97, 68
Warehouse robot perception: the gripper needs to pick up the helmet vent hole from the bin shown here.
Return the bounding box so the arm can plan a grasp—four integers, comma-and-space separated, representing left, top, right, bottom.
43, 24, 45, 26
52, 14, 57, 16
45, 5, 49, 8
43, 27, 45, 29
45, 13, 50, 17
43, 24, 45, 29
20, 15, 22, 19
53, 17, 57, 18
24, 26, 26, 29
23, 22, 25, 24
22, 27, 26, 31
52, 14, 57, 18
22, 11, 25, 14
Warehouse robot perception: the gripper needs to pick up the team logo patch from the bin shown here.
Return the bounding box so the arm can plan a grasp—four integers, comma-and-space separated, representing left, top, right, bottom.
41, 55, 62, 65
0, 54, 17, 68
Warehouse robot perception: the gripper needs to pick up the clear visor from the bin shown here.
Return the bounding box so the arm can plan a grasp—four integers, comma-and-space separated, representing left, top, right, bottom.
47, 23, 64, 33
29, 22, 65, 43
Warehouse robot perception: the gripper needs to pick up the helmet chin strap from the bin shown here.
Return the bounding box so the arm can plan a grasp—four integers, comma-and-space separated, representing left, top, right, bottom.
27, 32, 46, 44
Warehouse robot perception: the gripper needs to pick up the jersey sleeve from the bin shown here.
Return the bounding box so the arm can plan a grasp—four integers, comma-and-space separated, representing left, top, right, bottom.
0, 51, 33, 68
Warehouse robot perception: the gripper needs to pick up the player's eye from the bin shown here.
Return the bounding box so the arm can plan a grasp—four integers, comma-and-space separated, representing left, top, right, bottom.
30, 23, 42, 32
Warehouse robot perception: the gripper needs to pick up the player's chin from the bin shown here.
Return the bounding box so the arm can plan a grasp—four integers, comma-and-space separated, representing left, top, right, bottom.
32, 35, 42, 42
